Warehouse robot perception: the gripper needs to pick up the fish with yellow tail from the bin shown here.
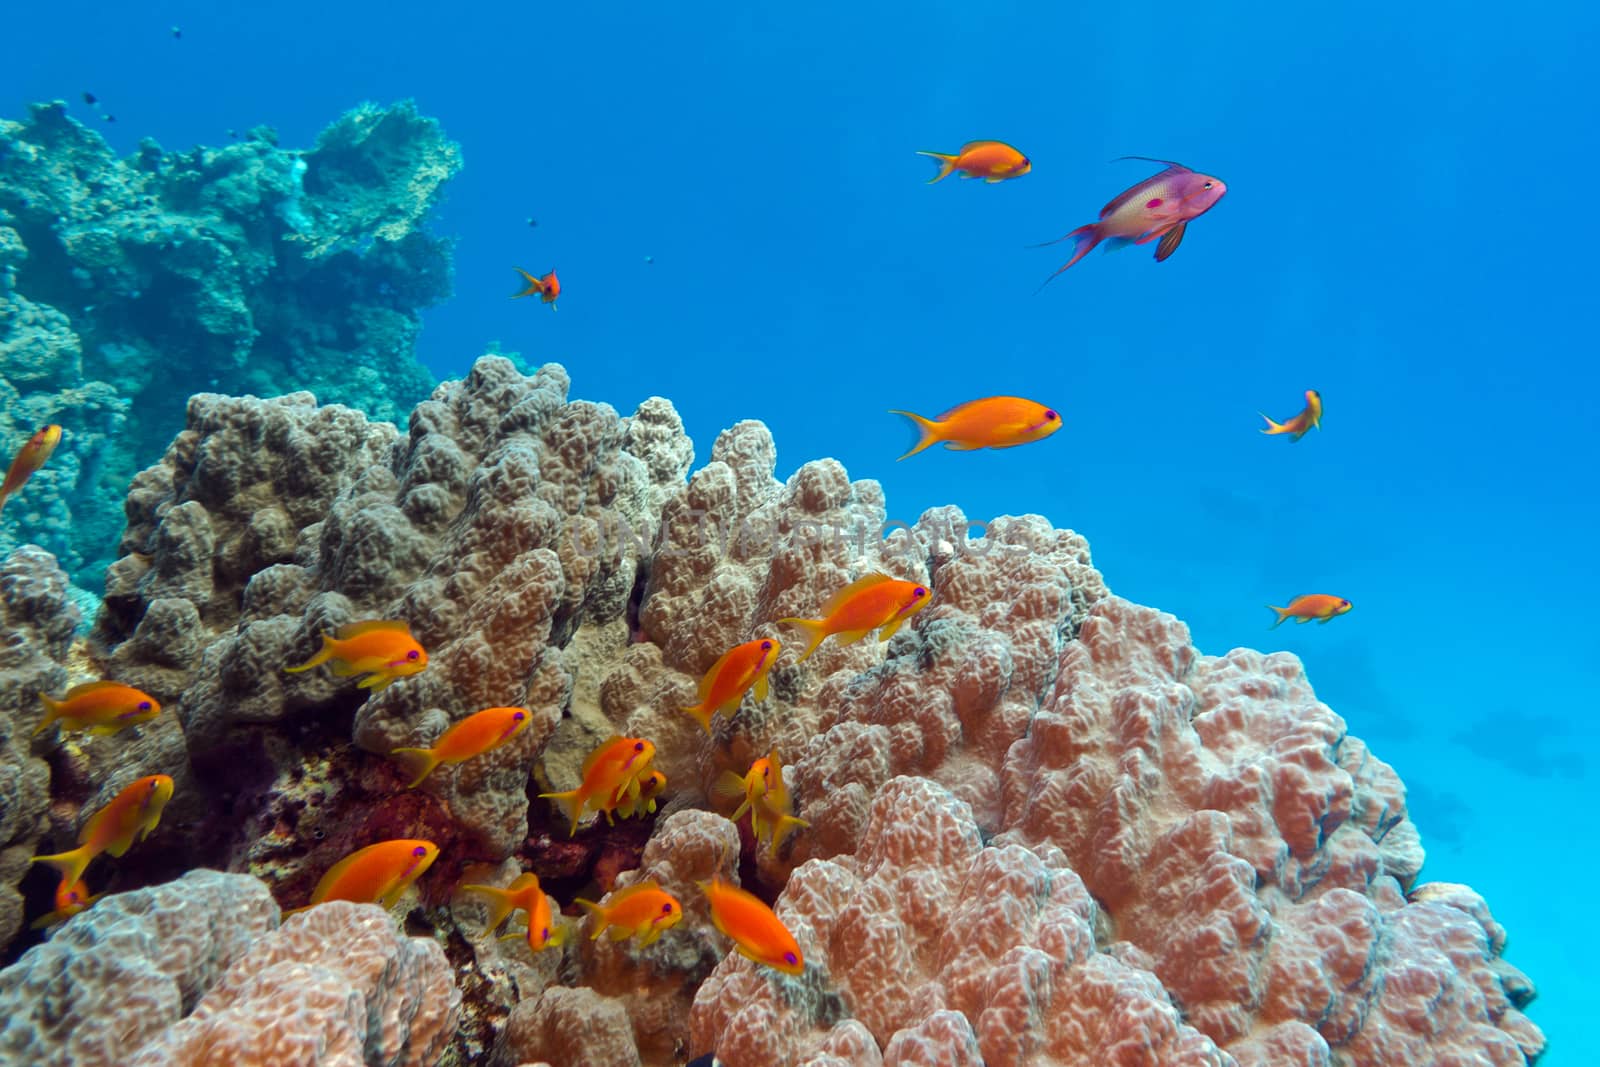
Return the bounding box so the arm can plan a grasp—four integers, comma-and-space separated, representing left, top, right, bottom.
459, 872, 567, 952
538, 736, 657, 836
681, 638, 781, 733
390, 705, 532, 787
35, 680, 161, 737
890, 396, 1061, 460
284, 619, 428, 692
715, 747, 809, 855
513, 267, 560, 309
916, 140, 1031, 183
1260, 390, 1323, 442
575, 880, 683, 945
1267, 594, 1352, 628
285, 839, 439, 915
30, 877, 100, 929
699, 875, 804, 975
31, 774, 174, 888
0, 424, 62, 516
778, 573, 932, 662
1034, 157, 1227, 288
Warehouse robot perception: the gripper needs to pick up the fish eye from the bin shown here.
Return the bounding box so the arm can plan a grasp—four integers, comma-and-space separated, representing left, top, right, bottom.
784, 951, 798, 965
412, 846, 427, 857
1203, 181, 1214, 189
760, 640, 772, 650
541, 926, 550, 941
913, 587, 927, 598
513, 711, 526, 721
1044, 410, 1058, 420
138, 701, 152, 711
1341, 600, 1351, 608
406, 650, 420, 660
661, 903, 674, 914
634, 742, 645, 751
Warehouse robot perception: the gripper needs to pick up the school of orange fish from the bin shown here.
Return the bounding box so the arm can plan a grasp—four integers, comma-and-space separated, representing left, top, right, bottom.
5, 143, 1352, 978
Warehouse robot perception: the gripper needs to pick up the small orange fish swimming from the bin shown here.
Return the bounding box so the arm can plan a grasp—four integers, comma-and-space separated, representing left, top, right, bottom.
700, 875, 803, 975
681, 638, 781, 734
513, 267, 560, 309
576, 880, 683, 945
1268, 594, 1352, 628
30, 876, 99, 929
284, 619, 428, 692
460, 872, 566, 951
778, 573, 932, 663
610, 768, 666, 820
0, 424, 62, 516
916, 140, 1031, 184
34, 680, 161, 737
31, 774, 175, 888
1260, 390, 1323, 442
286, 839, 439, 915
890, 397, 1061, 460
538, 736, 657, 836
391, 705, 532, 787
716, 748, 809, 855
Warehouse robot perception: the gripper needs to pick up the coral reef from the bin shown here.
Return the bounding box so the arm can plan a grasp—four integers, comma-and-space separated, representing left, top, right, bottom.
2, 354, 1543, 1066
0, 99, 456, 586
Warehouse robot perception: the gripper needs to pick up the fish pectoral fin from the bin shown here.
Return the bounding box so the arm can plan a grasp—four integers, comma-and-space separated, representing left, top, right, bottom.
1294, 616, 1311, 624
1155, 222, 1187, 262
942, 441, 982, 451
833, 628, 873, 647
754, 675, 769, 702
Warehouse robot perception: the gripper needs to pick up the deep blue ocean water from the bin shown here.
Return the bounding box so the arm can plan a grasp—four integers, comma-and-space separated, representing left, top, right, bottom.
7, 1, 1593, 1059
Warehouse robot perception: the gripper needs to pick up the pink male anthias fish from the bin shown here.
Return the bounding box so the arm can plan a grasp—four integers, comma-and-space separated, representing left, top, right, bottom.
1035, 157, 1227, 289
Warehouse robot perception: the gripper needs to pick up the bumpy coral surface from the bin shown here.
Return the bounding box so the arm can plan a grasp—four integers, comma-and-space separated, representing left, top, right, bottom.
0, 99, 456, 585
9, 355, 1541, 1066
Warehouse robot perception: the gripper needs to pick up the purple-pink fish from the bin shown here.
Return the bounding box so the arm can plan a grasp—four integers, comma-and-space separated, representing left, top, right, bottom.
1035, 158, 1227, 288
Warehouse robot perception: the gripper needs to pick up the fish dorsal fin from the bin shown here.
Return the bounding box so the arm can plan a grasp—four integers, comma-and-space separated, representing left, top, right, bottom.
698, 645, 743, 701
959, 140, 1000, 153
581, 735, 629, 777
822, 573, 895, 615
608, 879, 661, 904
334, 619, 412, 640
766, 747, 784, 774
508, 872, 541, 892
311, 847, 370, 903
63, 680, 133, 699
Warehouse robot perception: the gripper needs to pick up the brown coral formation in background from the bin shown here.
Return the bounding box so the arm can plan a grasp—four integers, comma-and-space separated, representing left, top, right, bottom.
0, 355, 1543, 1066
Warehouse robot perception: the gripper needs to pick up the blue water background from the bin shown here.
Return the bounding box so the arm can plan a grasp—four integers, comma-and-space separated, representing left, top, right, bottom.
7, 1, 1594, 1058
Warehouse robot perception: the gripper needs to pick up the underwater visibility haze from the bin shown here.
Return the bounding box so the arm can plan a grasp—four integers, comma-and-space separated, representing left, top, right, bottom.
0, 1, 1594, 1064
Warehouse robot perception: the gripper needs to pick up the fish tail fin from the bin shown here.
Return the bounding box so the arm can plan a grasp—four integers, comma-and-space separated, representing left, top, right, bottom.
33, 692, 61, 736
575, 897, 610, 939
460, 885, 515, 932
29, 847, 91, 888
887, 410, 942, 461
776, 617, 828, 662
538, 788, 585, 836
512, 267, 545, 298
1266, 605, 1291, 629
679, 703, 715, 735
1033, 224, 1102, 293
915, 150, 958, 183
284, 633, 335, 673
547, 920, 568, 947
770, 813, 812, 854
390, 746, 441, 789
1259, 412, 1286, 435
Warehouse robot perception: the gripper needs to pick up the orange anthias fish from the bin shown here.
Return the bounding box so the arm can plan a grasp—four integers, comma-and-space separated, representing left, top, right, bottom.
0, 424, 62, 516
1260, 390, 1323, 442
34, 680, 161, 737
716, 748, 810, 855
1268, 594, 1352, 628
778, 573, 933, 663
513, 267, 560, 310
391, 705, 533, 788
916, 140, 1031, 184
681, 638, 782, 734
576, 880, 684, 946
31, 774, 175, 888
30, 877, 100, 929
284, 619, 429, 692
890, 397, 1061, 461
285, 839, 440, 915
700, 875, 804, 975
460, 872, 567, 952
538, 736, 657, 836
610, 768, 666, 820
